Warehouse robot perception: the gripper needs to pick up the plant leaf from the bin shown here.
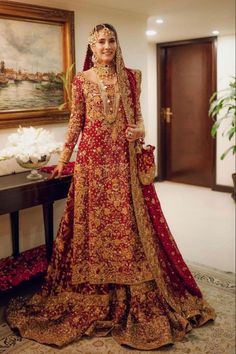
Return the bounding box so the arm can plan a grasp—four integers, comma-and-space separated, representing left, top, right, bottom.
220, 145, 235, 160
227, 126, 236, 140
58, 102, 67, 111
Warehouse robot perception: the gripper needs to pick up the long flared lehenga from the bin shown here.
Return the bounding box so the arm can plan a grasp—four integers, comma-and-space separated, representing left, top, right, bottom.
6, 70, 215, 350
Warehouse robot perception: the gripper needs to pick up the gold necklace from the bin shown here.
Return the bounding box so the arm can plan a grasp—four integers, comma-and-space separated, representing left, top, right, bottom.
93, 63, 116, 82
93, 64, 120, 124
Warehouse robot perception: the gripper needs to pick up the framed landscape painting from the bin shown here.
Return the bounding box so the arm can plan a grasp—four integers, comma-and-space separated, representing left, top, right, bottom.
0, 1, 75, 128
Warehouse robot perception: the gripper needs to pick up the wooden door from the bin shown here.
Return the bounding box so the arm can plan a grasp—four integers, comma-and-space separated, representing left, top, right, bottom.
158, 38, 216, 187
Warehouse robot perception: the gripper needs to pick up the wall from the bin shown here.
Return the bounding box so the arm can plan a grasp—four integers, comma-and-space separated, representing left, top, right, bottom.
216, 35, 235, 186
147, 43, 157, 163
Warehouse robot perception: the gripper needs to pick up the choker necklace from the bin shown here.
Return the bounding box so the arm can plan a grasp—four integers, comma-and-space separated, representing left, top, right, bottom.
93, 63, 120, 124
93, 63, 116, 83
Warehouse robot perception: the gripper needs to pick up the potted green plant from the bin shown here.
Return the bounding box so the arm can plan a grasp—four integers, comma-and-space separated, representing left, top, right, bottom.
209, 77, 236, 200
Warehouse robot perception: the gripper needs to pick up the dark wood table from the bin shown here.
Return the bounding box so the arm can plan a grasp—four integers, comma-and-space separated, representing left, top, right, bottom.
0, 172, 72, 261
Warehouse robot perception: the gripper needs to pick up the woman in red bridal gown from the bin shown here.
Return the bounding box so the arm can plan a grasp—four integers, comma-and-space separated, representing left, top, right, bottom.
6, 24, 215, 350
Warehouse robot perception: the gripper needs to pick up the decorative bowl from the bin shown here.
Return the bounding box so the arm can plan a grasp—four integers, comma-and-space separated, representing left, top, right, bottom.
16, 155, 50, 180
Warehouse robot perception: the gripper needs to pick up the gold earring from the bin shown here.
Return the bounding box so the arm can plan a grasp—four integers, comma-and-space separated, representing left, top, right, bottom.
92, 53, 98, 64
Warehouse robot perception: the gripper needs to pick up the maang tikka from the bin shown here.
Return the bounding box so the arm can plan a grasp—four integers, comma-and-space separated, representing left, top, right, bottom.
88, 25, 115, 47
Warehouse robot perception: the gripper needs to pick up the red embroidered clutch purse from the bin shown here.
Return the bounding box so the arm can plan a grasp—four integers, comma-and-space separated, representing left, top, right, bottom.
136, 140, 156, 185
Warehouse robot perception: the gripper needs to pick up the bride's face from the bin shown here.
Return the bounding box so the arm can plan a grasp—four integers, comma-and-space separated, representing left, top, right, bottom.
92, 30, 117, 64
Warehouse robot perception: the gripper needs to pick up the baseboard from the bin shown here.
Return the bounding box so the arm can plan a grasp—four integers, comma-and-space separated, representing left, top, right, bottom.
212, 184, 234, 193
154, 176, 161, 182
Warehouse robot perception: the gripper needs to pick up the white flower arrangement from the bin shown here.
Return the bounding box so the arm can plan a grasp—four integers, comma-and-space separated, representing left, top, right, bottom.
0, 126, 63, 163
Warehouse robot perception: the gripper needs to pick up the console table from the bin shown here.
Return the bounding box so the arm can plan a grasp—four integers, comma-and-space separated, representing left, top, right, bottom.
0, 172, 72, 261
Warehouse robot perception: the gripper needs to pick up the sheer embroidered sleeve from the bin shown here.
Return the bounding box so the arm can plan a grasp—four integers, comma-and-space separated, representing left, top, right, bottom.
58, 75, 85, 164
133, 69, 145, 138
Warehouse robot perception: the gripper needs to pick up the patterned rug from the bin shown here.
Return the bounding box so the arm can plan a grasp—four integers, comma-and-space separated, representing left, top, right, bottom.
0, 263, 235, 354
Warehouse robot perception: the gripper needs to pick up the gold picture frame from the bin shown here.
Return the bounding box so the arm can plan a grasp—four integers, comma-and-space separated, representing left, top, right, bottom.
0, 1, 75, 128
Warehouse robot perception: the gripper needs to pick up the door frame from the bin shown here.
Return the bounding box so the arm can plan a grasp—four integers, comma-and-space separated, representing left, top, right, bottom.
156, 37, 217, 190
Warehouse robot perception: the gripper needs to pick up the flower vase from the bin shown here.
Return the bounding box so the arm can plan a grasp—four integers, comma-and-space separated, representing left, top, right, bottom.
16, 155, 50, 180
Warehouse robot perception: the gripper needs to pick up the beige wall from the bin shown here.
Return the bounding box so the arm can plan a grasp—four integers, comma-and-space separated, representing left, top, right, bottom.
146, 43, 157, 162
216, 35, 235, 186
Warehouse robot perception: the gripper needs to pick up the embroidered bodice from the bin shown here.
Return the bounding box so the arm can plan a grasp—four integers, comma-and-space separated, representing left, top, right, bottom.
59, 70, 144, 164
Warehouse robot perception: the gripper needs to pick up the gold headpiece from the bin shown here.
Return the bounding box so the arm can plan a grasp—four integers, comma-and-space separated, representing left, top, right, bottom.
88, 25, 115, 46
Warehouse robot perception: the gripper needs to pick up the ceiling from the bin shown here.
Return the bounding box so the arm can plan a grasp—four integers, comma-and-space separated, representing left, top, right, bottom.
77, 0, 235, 43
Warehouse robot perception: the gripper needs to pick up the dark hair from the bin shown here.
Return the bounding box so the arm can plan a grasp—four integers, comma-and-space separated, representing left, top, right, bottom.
92, 23, 118, 41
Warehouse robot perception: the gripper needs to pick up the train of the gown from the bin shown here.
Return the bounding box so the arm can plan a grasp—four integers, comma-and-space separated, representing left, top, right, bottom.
5, 181, 216, 349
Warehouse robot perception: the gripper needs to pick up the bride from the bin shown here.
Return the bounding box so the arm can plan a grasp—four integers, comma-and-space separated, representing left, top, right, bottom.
6, 23, 215, 350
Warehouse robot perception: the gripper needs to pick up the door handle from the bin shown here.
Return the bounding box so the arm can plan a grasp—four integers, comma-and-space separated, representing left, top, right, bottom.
161, 107, 173, 123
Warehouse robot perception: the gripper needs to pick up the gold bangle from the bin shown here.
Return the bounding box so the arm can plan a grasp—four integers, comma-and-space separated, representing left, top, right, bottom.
58, 159, 68, 165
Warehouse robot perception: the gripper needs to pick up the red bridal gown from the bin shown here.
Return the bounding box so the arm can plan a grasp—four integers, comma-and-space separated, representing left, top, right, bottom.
6, 70, 215, 350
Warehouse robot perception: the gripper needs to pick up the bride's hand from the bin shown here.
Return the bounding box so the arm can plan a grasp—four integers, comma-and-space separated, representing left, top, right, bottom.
125, 124, 143, 142
48, 162, 65, 179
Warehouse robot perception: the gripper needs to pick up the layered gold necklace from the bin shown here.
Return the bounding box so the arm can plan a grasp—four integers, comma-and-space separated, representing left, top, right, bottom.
93, 63, 120, 124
